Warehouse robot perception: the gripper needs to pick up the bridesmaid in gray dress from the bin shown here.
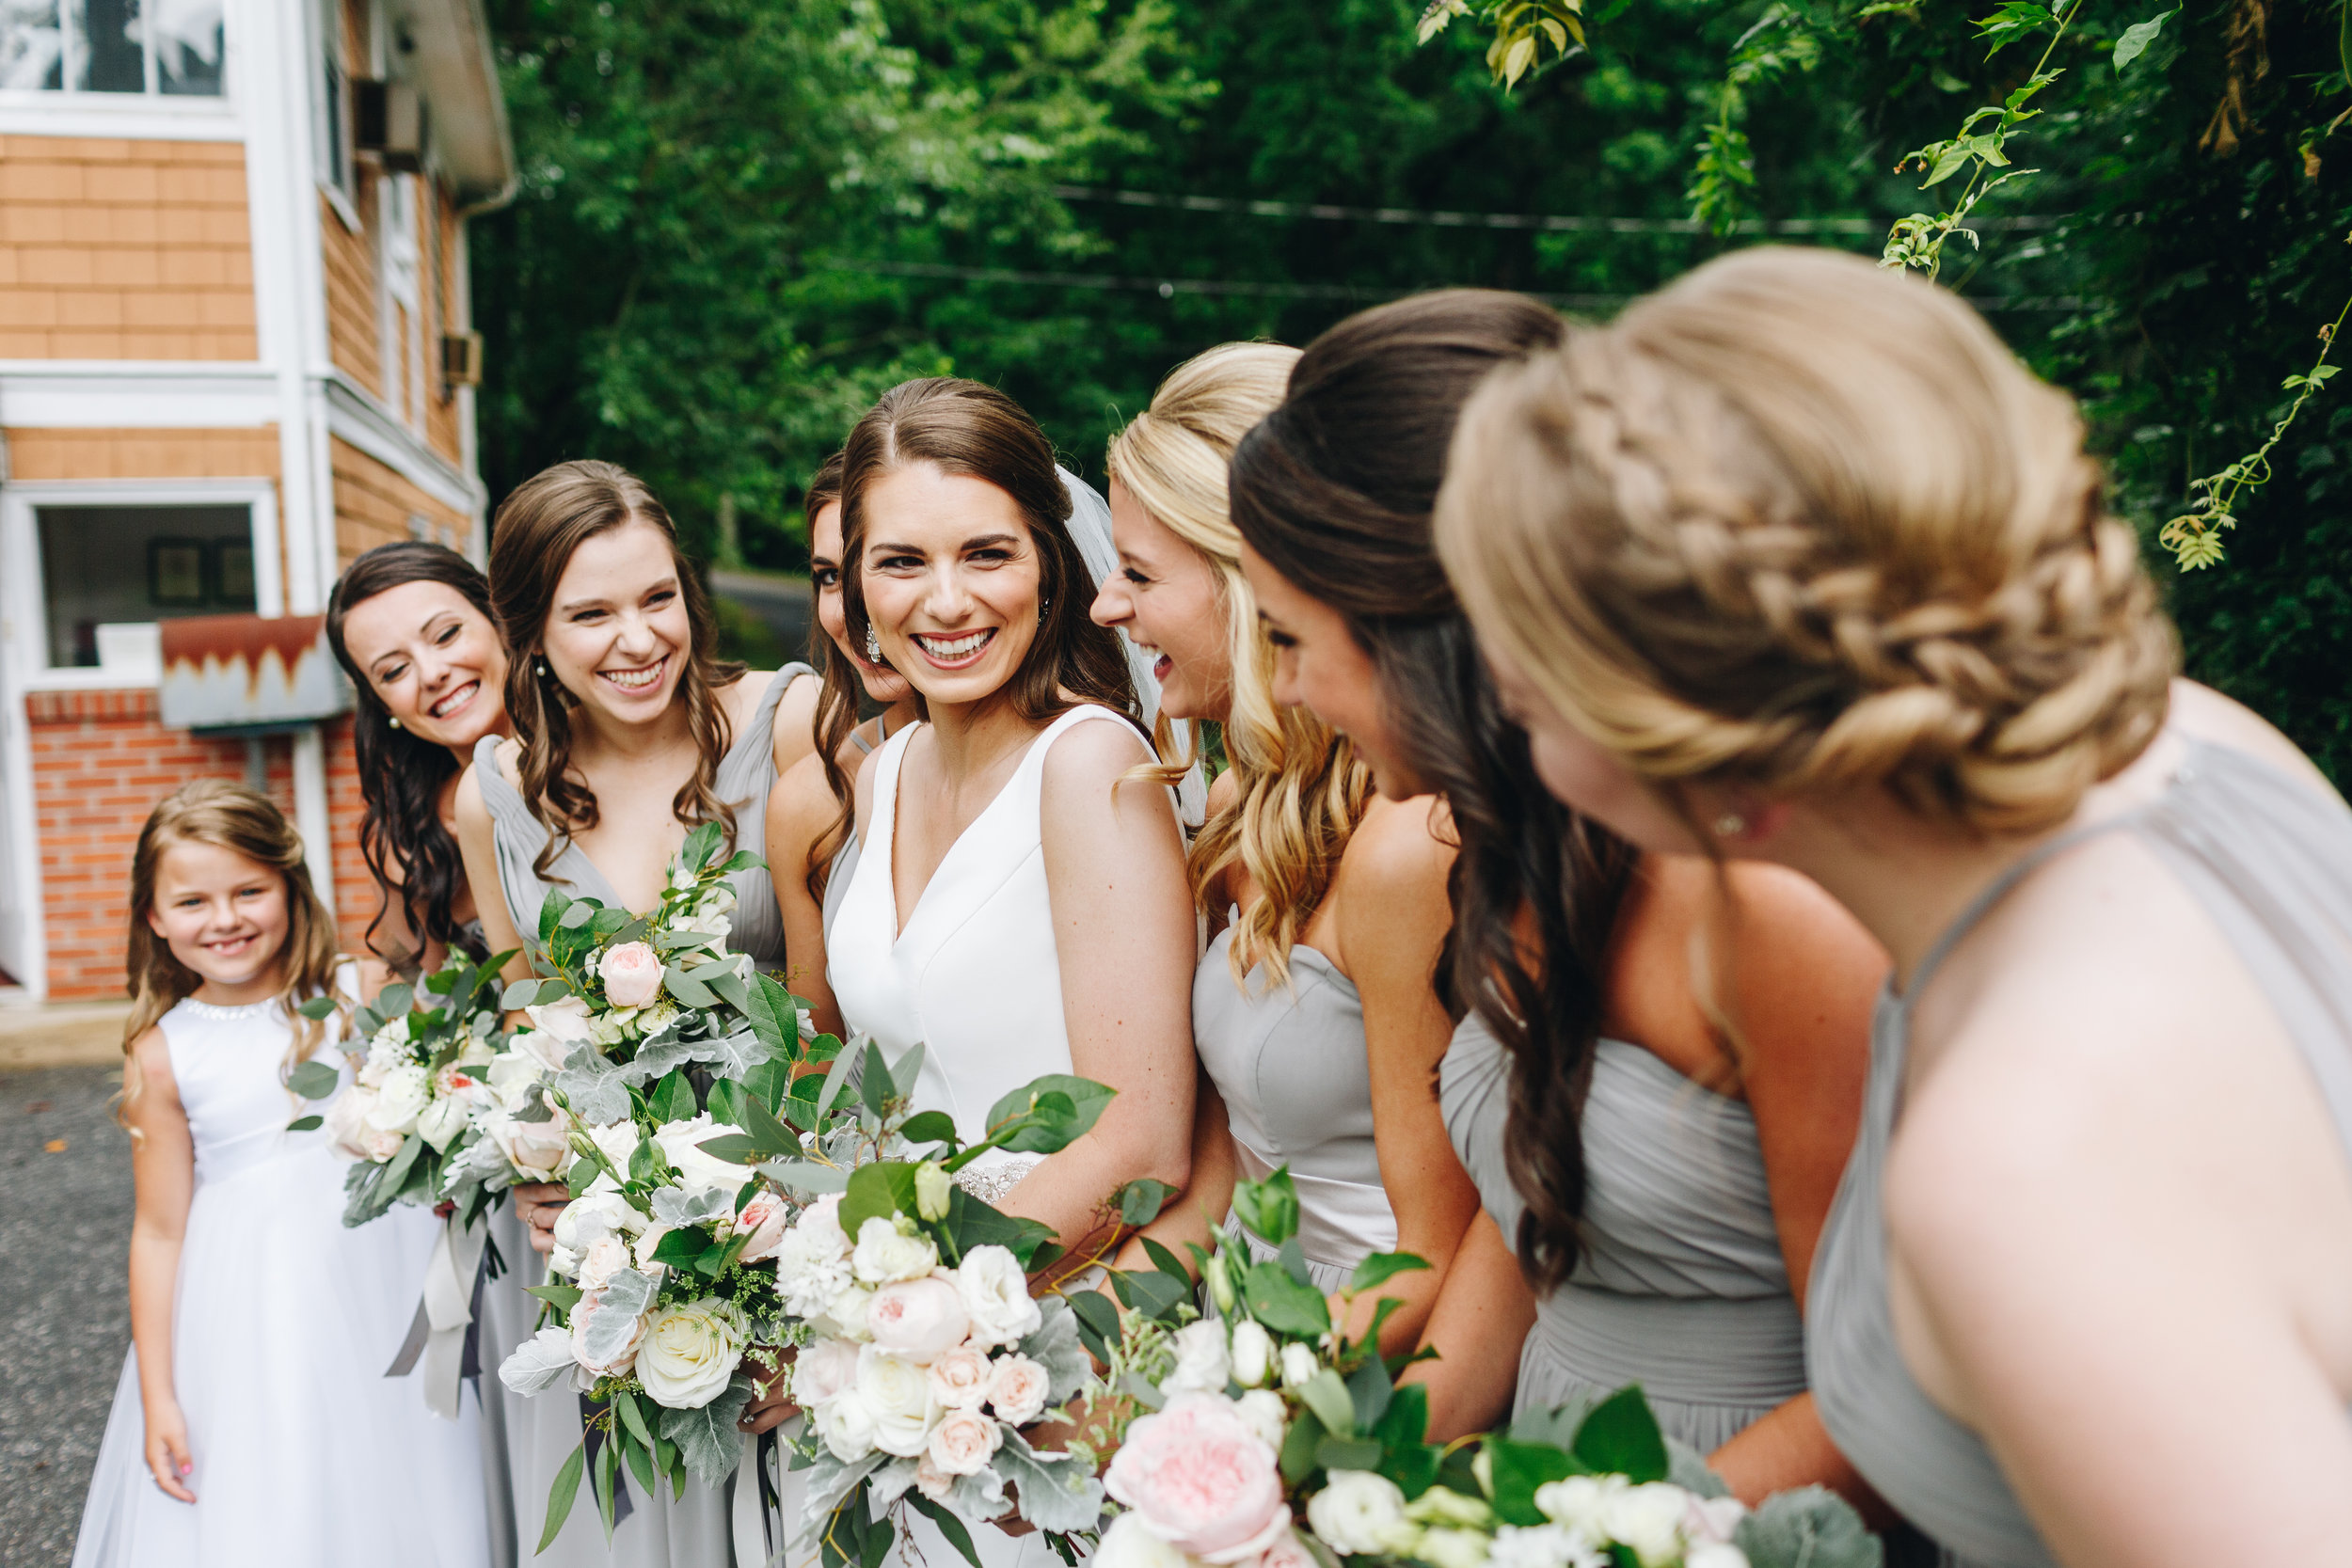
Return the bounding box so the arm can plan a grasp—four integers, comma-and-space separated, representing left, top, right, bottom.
1090, 342, 1480, 1346
1437, 247, 2352, 1565
1226, 291, 1889, 1515
455, 459, 819, 1568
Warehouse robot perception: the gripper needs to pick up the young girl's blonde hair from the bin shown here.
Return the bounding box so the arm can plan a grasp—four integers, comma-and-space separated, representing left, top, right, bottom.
1107, 341, 1375, 989
122, 781, 344, 1121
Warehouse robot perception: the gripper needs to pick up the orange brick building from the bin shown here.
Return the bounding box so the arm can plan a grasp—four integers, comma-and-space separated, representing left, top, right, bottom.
0, 0, 513, 998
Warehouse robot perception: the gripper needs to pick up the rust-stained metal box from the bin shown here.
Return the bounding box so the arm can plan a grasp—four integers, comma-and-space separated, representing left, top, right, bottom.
157, 614, 351, 733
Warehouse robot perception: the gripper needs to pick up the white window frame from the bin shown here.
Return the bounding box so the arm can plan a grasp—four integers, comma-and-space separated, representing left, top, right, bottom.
0, 0, 238, 136
0, 478, 282, 693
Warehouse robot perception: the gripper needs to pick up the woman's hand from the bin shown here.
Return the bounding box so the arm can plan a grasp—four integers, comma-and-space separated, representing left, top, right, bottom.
143, 1400, 196, 1502
739, 1354, 799, 1434
513, 1182, 569, 1256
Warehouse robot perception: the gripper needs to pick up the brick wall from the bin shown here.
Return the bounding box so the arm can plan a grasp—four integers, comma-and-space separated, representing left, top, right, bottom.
0, 135, 256, 360
25, 690, 377, 998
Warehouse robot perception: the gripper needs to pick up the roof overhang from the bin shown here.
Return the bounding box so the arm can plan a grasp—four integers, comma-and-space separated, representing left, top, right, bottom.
392, 0, 516, 213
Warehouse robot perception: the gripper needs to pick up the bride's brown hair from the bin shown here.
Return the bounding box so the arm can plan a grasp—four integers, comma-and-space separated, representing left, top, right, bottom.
488, 460, 747, 879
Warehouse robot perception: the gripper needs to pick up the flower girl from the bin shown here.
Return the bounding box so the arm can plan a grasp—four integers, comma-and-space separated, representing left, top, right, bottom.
72, 782, 488, 1568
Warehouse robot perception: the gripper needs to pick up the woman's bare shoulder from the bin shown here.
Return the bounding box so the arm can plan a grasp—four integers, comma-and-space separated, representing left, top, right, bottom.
2163, 679, 2339, 800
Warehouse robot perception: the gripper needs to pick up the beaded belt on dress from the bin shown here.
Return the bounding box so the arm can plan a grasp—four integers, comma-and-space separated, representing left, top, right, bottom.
953, 1154, 1042, 1206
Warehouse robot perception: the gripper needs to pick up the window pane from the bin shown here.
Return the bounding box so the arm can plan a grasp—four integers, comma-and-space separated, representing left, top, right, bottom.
36, 505, 255, 669
0, 0, 65, 89
76, 0, 143, 91
152, 0, 220, 93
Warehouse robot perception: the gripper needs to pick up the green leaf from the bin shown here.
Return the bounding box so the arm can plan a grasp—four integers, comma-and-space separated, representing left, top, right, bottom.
295, 995, 341, 1021
682, 819, 723, 870
979, 1073, 1116, 1153
907, 1492, 984, 1568
860, 1039, 895, 1117
2111, 8, 2173, 71
1240, 1259, 1329, 1338
1316, 1434, 1383, 1471
1278, 1407, 1326, 1485
1140, 1235, 1191, 1284
900, 1110, 958, 1145
1347, 1252, 1431, 1295
614, 1387, 657, 1449
526, 1281, 585, 1312
652, 1227, 714, 1265
662, 963, 717, 1008
1346, 1353, 1392, 1431
537, 1440, 586, 1552
622, 1426, 658, 1498
288, 1059, 342, 1100
839, 1160, 919, 1236
1118, 1177, 1174, 1227
1231, 1168, 1301, 1245
1734, 1486, 1883, 1568
1485, 1438, 1578, 1527
1298, 1368, 1358, 1438
743, 972, 802, 1059
651, 1069, 697, 1123
1571, 1386, 1670, 1483
813, 1037, 860, 1121
1068, 1286, 1121, 1362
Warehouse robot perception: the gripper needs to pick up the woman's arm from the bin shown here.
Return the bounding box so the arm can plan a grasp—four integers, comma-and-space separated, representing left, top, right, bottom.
1012, 721, 1197, 1259
1328, 798, 1480, 1354
770, 668, 823, 778
766, 751, 849, 1039
124, 1027, 198, 1503
1110, 1069, 1239, 1277
453, 760, 531, 985
1401, 1212, 1535, 1441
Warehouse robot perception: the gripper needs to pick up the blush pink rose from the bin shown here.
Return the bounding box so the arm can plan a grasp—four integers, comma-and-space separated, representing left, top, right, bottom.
1252, 1531, 1316, 1568
914, 1453, 957, 1502
928, 1407, 1005, 1477
1104, 1394, 1292, 1565
734, 1191, 789, 1263
597, 942, 665, 1009
985, 1352, 1051, 1426
793, 1338, 862, 1407
490, 1110, 573, 1181
867, 1276, 971, 1364
571, 1289, 648, 1377
929, 1346, 993, 1410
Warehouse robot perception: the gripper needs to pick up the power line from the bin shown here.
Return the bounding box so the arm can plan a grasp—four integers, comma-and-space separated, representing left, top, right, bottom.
1049, 184, 2061, 235
810, 256, 2088, 312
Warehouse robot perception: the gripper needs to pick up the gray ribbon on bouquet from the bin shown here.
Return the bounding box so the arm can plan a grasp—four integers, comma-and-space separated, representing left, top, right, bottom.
384, 1210, 492, 1419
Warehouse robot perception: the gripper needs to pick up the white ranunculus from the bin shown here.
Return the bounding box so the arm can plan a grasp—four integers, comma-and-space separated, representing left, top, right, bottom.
853, 1216, 939, 1286
815, 1391, 879, 1462
485, 1053, 545, 1113
1096, 1511, 1193, 1568
552, 1189, 639, 1253
576, 1234, 632, 1292
1278, 1342, 1319, 1389
417, 1093, 471, 1152
652, 1114, 750, 1197
1487, 1524, 1606, 1568
1164, 1319, 1232, 1395
1306, 1471, 1414, 1558
1601, 1484, 1692, 1568
1228, 1319, 1275, 1388
856, 1344, 942, 1458
367, 1064, 430, 1134
525, 994, 596, 1046
1534, 1477, 1625, 1537
1233, 1389, 1288, 1452
822, 1283, 876, 1342
954, 1245, 1041, 1349
635, 1298, 745, 1409
512, 1026, 570, 1074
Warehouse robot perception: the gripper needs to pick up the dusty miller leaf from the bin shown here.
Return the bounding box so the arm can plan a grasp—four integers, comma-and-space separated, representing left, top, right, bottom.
657, 1375, 757, 1486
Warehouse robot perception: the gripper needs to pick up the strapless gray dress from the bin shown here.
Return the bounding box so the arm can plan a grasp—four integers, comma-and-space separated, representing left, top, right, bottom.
469, 666, 805, 1568
1194, 928, 1398, 1291
1441, 1014, 1805, 1451
1810, 736, 2352, 1568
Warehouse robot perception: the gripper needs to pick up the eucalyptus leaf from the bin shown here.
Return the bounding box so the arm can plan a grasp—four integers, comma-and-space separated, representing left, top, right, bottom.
758, 1158, 850, 1194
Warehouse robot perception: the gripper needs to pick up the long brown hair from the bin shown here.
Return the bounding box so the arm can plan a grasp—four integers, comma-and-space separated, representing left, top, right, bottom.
324, 541, 498, 966
838, 378, 1136, 730
1229, 290, 1638, 1290
487, 460, 747, 879
800, 451, 866, 902
122, 781, 343, 1125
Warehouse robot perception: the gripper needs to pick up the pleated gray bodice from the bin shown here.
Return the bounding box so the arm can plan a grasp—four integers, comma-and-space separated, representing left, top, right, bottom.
1811, 736, 2352, 1568
471, 665, 807, 968
1195, 927, 1397, 1291
1441, 1012, 1804, 1451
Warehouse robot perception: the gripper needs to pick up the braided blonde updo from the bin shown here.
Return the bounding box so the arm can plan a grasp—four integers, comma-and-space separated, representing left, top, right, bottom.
1435, 246, 2178, 834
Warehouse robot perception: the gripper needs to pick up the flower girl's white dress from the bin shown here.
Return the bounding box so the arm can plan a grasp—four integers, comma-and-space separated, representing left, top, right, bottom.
72, 990, 489, 1568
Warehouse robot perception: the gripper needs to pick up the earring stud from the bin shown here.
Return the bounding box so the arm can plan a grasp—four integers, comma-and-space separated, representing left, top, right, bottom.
1713, 813, 1747, 839
389, 716, 402, 730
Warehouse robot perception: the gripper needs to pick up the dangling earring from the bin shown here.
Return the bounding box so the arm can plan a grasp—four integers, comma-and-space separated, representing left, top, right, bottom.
389, 716, 402, 730
1712, 813, 1747, 839
1038, 595, 1052, 622
865, 626, 882, 662
536, 660, 548, 678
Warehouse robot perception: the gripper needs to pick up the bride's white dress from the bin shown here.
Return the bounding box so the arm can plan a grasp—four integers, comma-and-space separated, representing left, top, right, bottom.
825, 703, 1145, 1568
72, 992, 487, 1568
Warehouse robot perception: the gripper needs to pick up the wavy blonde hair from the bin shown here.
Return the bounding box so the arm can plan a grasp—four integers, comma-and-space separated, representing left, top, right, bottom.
1436, 246, 2176, 834
121, 781, 344, 1128
1108, 341, 1375, 988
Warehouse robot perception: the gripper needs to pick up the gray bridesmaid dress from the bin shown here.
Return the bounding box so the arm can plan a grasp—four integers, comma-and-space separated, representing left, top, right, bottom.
469, 666, 806, 1568
1193, 928, 1398, 1291
1809, 736, 2352, 1568
1440, 1014, 1805, 1452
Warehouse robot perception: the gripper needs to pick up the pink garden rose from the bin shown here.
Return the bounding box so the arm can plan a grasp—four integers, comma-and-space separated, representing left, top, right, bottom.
1104, 1394, 1292, 1564
597, 942, 665, 1009
928, 1407, 1005, 1477
489, 1109, 573, 1181
929, 1346, 993, 1409
793, 1338, 862, 1407
571, 1289, 648, 1377
1252, 1531, 1317, 1568
734, 1191, 789, 1263
867, 1276, 971, 1364
985, 1352, 1051, 1426
325, 1084, 403, 1161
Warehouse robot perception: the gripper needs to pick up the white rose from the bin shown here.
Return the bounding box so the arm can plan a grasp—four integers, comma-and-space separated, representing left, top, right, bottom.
1487, 1524, 1606, 1568
512, 1026, 570, 1074
984, 1352, 1051, 1426
856, 1344, 941, 1458
552, 1189, 639, 1253
928, 1346, 993, 1410
1096, 1512, 1194, 1568
853, 1216, 939, 1285
914, 1453, 956, 1503
1601, 1484, 1692, 1568
417, 1093, 471, 1152
525, 994, 596, 1047
1234, 1388, 1288, 1452
954, 1245, 1041, 1348
794, 1338, 863, 1407
1306, 1471, 1414, 1558
1165, 1319, 1232, 1395
1534, 1477, 1625, 1536
822, 1283, 877, 1342
636, 1298, 745, 1409
1685, 1548, 1749, 1568
1279, 1342, 1319, 1389
576, 1235, 631, 1292
653, 1114, 751, 1197
1228, 1320, 1275, 1388
324, 1085, 385, 1160
927, 1406, 1004, 1477
487, 1109, 573, 1181
485, 1053, 545, 1113
814, 1391, 879, 1462
367, 1064, 430, 1134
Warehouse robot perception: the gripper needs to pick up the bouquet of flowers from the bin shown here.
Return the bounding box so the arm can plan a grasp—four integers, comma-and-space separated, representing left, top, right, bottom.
1092, 1174, 1880, 1568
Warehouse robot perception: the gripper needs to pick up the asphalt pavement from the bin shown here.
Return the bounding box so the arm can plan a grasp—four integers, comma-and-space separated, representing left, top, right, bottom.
0, 1065, 133, 1567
